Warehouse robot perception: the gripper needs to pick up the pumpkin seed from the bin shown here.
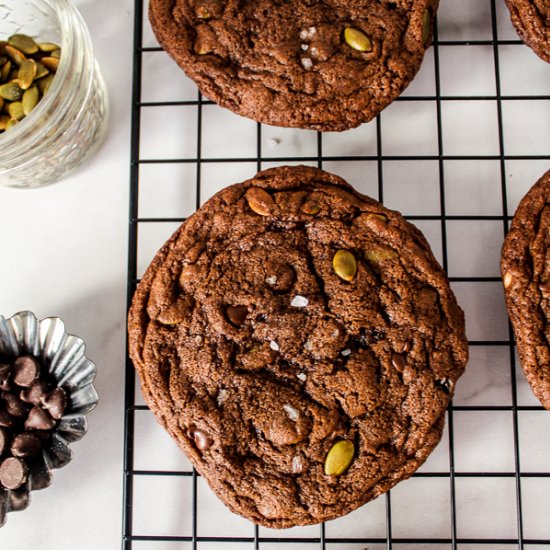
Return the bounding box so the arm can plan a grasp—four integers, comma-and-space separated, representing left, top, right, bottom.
366, 247, 398, 263
0, 32, 61, 133
8, 34, 39, 55
8, 101, 25, 121
0, 60, 11, 83
37, 73, 54, 96
0, 81, 23, 101
356, 212, 389, 230
344, 28, 372, 52
38, 42, 61, 53
324, 440, 355, 476
34, 61, 50, 80
301, 193, 323, 215
41, 56, 59, 71
194, 25, 215, 55
18, 59, 37, 90
333, 249, 357, 282
302, 201, 321, 215
422, 9, 431, 45
245, 187, 275, 216
365, 213, 387, 223
22, 86, 39, 115
5, 44, 26, 66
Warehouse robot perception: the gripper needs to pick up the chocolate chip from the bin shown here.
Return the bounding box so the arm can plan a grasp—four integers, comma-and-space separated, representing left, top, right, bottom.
226, 305, 248, 327
352, 328, 385, 350
0, 411, 18, 429
43, 388, 66, 420
2, 392, 30, 418
0, 427, 9, 455
32, 429, 52, 443
270, 264, 295, 293
391, 352, 406, 373
0, 353, 66, 486
539, 280, 550, 296
350, 336, 367, 350
0, 363, 12, 391
24, 407, 56, 430
13, 356, 40, 387
192, 429, 212, 451
0, 457, 28, 490
10, 432, 42, 458
20, 380, 48, 406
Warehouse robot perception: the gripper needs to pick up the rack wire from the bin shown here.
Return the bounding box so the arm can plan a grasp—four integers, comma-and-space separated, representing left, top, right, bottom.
124, 0, 550, 548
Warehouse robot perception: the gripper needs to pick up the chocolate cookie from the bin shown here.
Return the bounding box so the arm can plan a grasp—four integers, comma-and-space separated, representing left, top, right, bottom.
501, 169, 550, 410
504, 0, 549, 63
149, 0, 439, 131
128, 165, 468, 527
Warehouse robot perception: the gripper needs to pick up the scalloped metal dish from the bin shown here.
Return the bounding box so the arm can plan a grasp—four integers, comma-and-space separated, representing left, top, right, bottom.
0, 311, 98, 527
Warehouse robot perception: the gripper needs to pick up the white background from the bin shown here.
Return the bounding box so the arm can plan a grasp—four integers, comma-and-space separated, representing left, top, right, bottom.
0, 0, 132, 547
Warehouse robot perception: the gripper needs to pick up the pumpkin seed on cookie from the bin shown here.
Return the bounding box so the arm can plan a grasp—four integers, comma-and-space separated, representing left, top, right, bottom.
333, 249, 357, 281
324, 440, 355, 476
245, 187, 275, 216
344, 28, 373, 52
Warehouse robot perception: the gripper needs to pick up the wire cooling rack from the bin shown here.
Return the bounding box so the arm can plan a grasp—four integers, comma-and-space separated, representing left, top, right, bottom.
123, 0, 550, 548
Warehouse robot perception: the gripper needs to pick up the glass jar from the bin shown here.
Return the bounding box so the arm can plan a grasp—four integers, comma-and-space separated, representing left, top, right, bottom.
0, 0, 108, 188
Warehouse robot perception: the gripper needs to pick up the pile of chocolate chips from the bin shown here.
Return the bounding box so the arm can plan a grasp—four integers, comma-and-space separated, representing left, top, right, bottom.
0, 356, 67, 491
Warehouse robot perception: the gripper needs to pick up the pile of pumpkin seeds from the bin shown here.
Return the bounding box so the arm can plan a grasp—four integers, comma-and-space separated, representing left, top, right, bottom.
0, 33, 61, 134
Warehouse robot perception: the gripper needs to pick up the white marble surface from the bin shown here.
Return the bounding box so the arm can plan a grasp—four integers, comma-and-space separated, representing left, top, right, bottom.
0, 0, 133, 547
1, 0, 550, 549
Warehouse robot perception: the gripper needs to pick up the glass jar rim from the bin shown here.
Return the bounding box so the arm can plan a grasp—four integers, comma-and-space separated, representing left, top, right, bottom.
0, 0, 91, 148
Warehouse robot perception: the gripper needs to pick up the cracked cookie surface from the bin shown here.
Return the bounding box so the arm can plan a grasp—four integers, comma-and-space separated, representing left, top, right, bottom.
504, 0, 549, 62
501, 169, 550, 410
128, 165, 468, 527
149, 0, 439, 131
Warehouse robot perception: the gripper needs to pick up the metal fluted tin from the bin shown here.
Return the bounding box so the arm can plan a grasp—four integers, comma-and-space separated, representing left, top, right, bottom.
0, 311, 98, 526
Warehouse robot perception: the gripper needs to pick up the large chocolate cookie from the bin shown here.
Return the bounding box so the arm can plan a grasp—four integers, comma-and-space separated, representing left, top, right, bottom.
128, 165, 468, 527
504, 0, 549, 62
501, 169, 550, 410
149, 0, 439, 131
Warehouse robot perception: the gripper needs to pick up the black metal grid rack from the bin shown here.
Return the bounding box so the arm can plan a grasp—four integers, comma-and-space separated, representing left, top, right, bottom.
123, 0, 550, 548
